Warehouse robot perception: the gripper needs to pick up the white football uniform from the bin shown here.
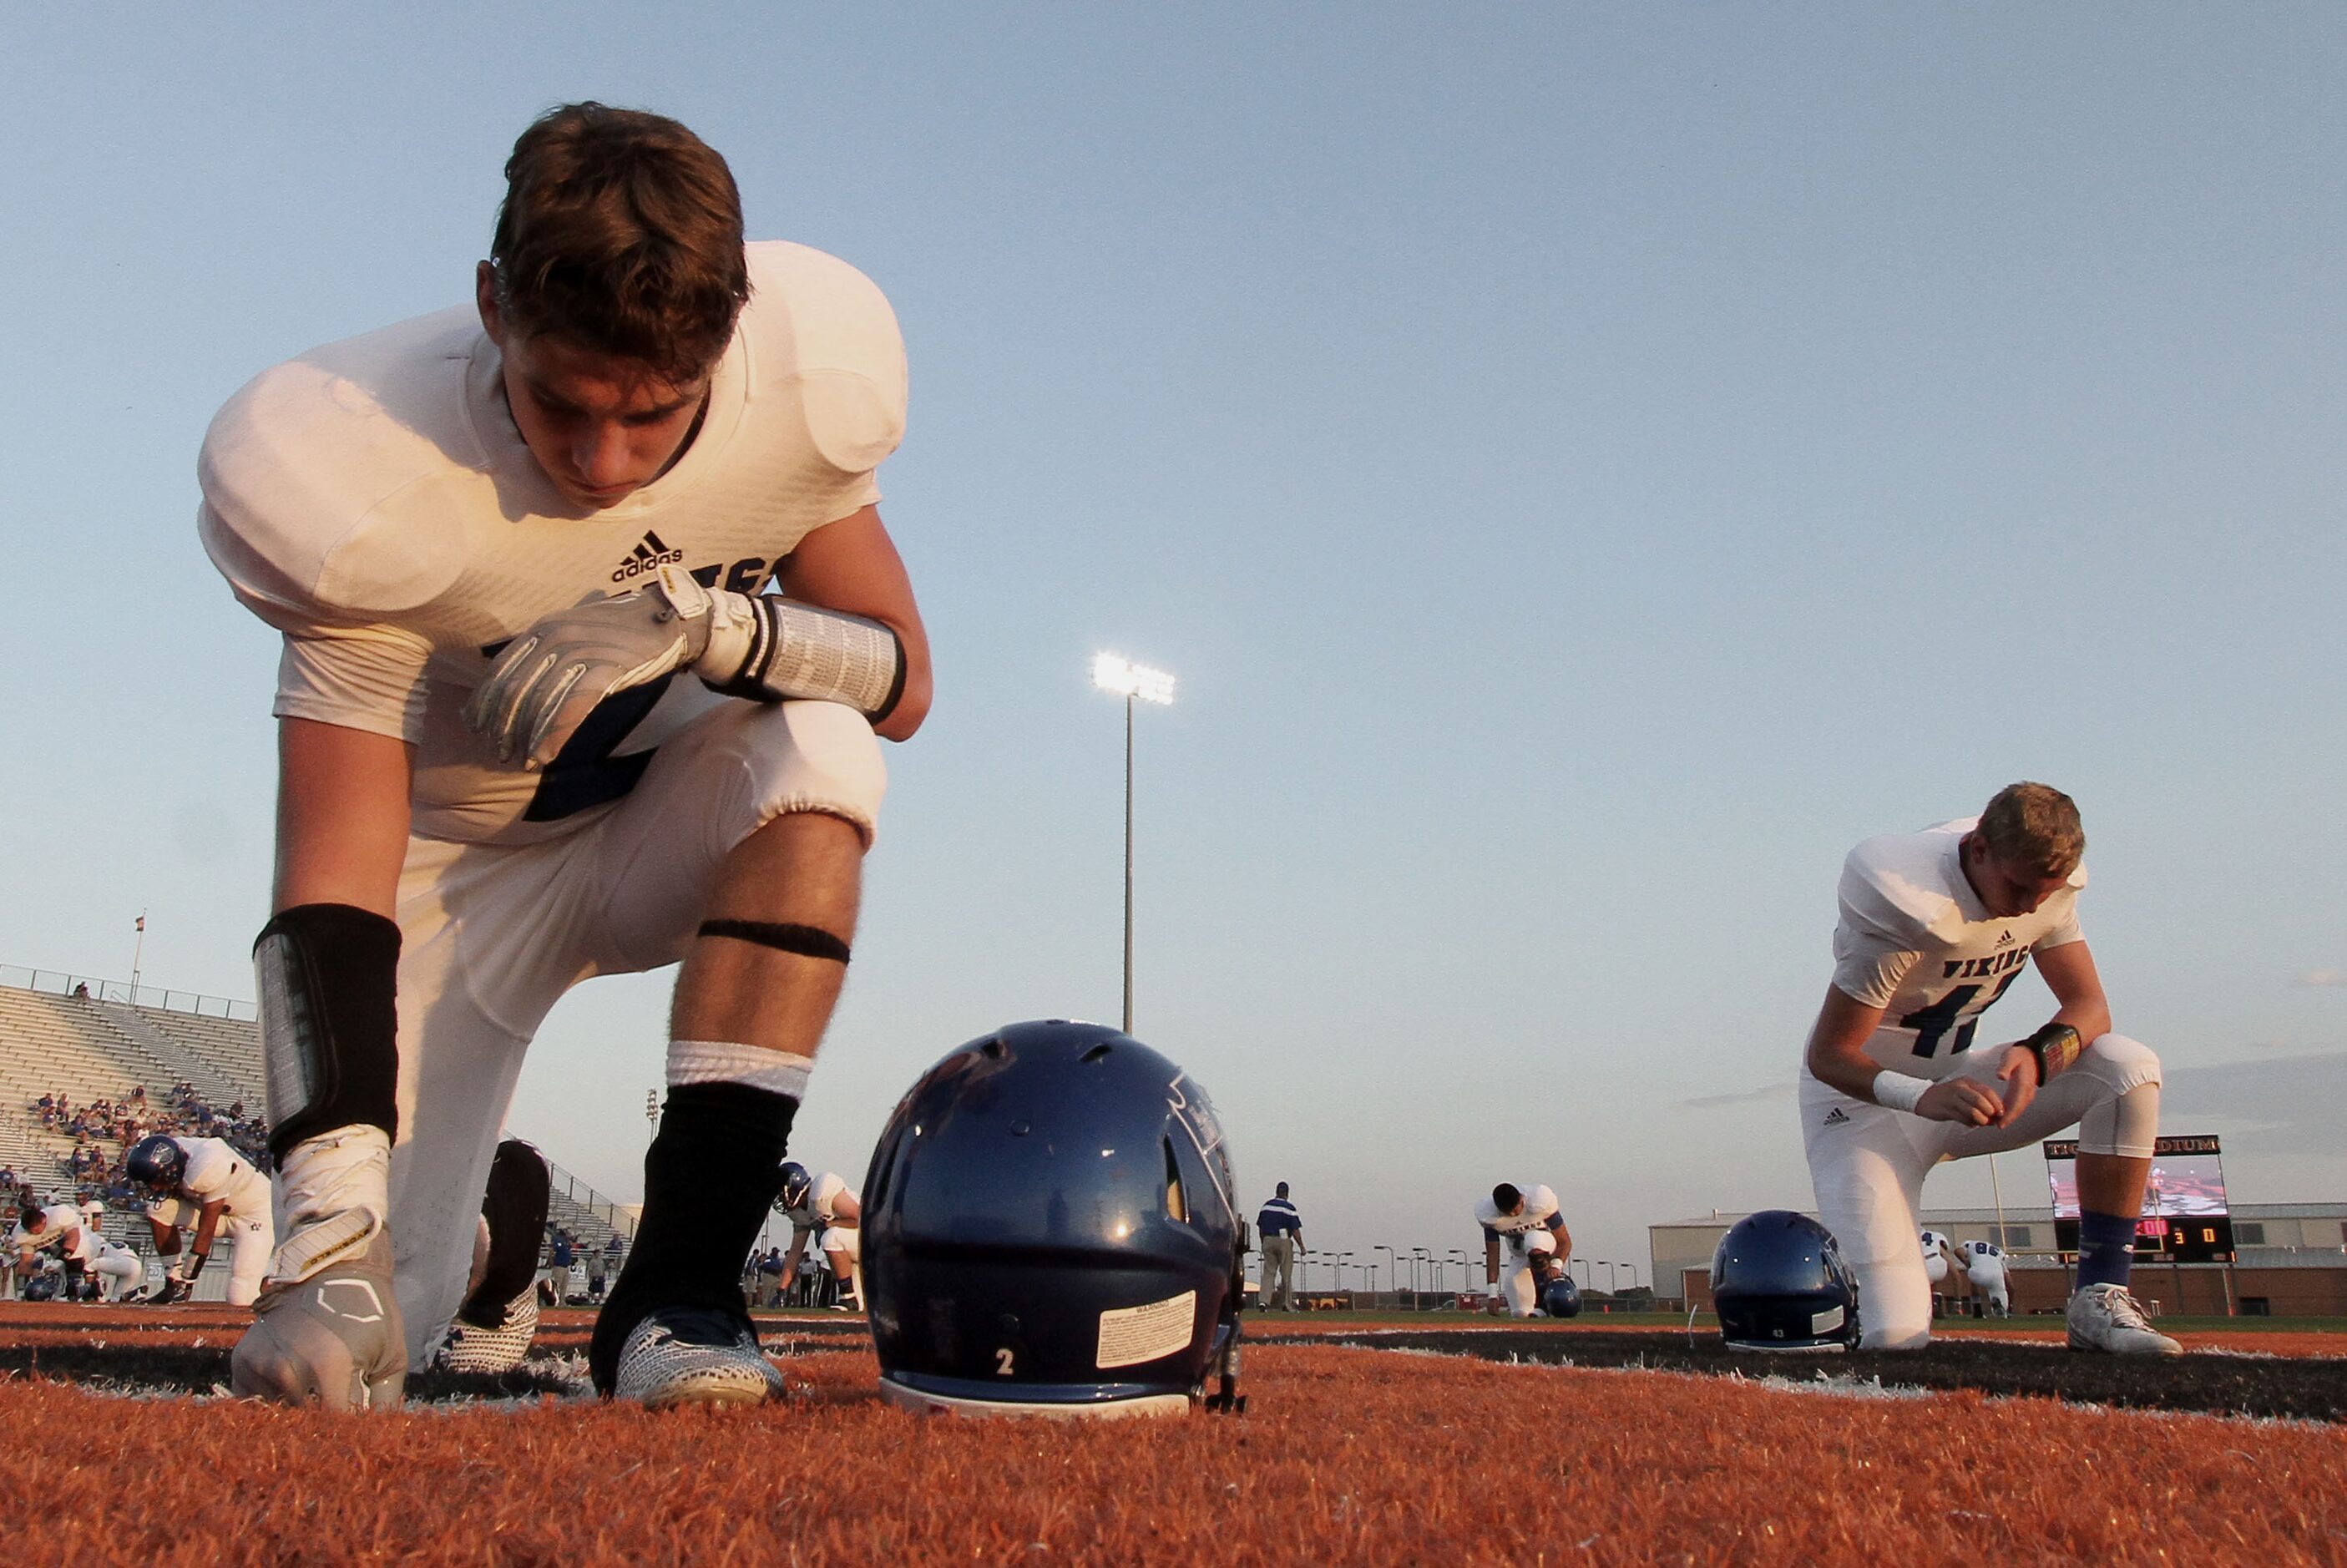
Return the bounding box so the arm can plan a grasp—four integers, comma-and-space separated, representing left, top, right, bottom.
91, 1240, 145, 1301
1960, 1241, 2011, 1313
1474, 1185, 1566, 1318
1801, 819, 2161, 1350
781, 1171, 862, 1304
146, 1137, 275, 1307
12, 1205, 97, 1267
782, 1171, 861, 1263
199, 243, 906, 1363
1920, 1229, 1952, 1286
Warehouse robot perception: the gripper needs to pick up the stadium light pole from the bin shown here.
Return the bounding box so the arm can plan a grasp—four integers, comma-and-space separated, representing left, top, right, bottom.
1447, 1247, 1468, 1297
1091, 653, 1175, 1034
1373, 1244, 1395, 1302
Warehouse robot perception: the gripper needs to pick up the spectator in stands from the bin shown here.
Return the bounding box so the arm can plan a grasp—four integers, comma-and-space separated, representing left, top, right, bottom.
586, 1241, 610, 1304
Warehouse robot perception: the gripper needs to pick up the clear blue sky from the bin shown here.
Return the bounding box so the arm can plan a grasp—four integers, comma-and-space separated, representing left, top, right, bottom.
4, 6, 2342, 1281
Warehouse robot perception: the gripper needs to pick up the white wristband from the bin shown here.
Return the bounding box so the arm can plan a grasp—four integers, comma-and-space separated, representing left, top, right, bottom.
1873, 1072, 1930, 1113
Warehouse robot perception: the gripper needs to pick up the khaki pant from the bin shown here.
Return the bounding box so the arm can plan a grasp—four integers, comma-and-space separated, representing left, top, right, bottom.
1259, 1234, 1297, 1310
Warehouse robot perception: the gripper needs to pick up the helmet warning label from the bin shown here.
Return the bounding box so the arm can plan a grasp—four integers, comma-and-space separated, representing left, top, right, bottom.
1097, 1290, 1197, 1369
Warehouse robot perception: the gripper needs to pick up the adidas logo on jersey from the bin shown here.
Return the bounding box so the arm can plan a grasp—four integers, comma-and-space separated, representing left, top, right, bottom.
612, 530, 686, 584
1995, 930, 2015, 947
1821, 1107, 1851, 1127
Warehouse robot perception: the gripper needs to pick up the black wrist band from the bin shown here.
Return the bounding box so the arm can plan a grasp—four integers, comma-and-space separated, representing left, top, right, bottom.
2023, 1023, 2083, 1081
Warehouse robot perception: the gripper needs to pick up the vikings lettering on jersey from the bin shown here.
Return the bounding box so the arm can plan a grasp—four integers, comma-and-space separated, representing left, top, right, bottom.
1829, 818, 2085, 1079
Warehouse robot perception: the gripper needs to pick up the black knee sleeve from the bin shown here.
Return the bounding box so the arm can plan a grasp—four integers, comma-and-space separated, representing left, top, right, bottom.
589, 1082, 798, 1393
253, 903, 401, 1159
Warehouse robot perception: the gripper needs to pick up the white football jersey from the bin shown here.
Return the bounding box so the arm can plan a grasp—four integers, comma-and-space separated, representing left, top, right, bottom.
1474, 1185, 1562, 1240
783, 1171, 856, 1232
12, 1204, 96, 1263
1830, 818, 2086, 1080
200, 242, 907, 846
145, 1138, 271, 1224
1961, 1240, 2009, 1282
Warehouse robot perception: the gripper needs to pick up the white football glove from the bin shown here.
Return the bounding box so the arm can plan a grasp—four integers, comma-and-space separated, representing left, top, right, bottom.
465, 565, 755, 771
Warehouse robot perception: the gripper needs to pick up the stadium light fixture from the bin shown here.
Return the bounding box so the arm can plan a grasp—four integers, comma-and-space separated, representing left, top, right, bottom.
1092, 653, 1175, 1034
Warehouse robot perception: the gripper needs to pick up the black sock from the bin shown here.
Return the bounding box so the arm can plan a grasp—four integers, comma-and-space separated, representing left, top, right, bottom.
589, 1082, 797, 1392
457, 1138, 551, 1327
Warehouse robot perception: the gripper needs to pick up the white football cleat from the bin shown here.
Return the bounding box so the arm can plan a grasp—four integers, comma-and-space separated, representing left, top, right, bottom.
2066, 1282, 2182, 1356
436, 1284, 540, 1375
611, 1308, 785, 1409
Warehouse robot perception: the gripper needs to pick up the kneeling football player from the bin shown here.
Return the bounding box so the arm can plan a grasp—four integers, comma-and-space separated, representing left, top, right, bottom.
200, 102, 931, 1409
1801, 783, 2176, 1354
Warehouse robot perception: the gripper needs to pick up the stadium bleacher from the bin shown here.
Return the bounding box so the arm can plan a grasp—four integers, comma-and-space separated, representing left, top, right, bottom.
3, 975, 635, 1296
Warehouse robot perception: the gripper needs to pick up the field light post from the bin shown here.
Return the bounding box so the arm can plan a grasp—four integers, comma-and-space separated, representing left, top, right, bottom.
1091, 654, 1175, 1034
1373, 1244, 1396, 1301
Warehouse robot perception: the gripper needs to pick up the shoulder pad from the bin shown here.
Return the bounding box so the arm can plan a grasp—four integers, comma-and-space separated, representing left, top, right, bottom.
1838, 835, 1947, 948
198, 311, 483, 624
743, 242, 907, 475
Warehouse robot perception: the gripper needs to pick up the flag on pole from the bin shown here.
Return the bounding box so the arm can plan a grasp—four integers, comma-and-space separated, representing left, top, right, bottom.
135, 915, 145, 932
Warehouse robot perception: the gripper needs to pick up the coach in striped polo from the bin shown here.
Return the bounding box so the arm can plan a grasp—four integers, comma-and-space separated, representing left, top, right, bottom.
1255, 1183, 1303, 1311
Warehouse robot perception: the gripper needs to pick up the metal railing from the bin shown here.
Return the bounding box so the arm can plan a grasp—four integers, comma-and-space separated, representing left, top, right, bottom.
1, 966, 256, 1021
549, 1161, 638, 1240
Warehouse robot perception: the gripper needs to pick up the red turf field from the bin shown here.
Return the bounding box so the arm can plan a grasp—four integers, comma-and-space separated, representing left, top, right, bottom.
7, 1307, 2344, 1564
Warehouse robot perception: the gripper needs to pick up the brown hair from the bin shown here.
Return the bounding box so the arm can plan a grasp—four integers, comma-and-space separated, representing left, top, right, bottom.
1976, 781, 2085, 878
489, 103, 750, 382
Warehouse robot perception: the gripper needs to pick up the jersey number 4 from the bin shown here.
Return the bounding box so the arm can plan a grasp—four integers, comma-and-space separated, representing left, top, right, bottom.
1899, 972, 2022, 1058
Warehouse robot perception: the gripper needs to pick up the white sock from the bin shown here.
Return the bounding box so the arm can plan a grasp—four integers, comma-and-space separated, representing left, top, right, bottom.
666, 1039, 814, 1100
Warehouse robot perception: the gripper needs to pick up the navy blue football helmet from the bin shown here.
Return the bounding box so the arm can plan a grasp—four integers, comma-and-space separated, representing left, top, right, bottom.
774, 1161, 813, 1216
1710, 1210, 1860, 1352
863, 1020, 1245, 1418
125, 1136, 187, 1199
1540, 1275, 1581, 1318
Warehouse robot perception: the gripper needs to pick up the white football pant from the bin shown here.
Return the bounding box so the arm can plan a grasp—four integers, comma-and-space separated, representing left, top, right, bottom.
382, 699, 885, 1367
1803, 1033, 2159, 1350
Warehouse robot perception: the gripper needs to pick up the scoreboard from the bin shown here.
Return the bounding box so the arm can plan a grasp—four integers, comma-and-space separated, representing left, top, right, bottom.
2043, 1134, 2235, 1263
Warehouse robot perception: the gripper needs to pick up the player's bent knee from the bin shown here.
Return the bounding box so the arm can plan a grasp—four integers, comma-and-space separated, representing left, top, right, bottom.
735, 701, 888, 843
2086, 1032, 2161, 1085
2075, 1035, 2161, 1158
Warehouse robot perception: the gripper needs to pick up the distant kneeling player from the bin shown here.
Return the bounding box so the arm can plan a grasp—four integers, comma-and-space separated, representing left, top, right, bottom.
129, 1134, 274, 1307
